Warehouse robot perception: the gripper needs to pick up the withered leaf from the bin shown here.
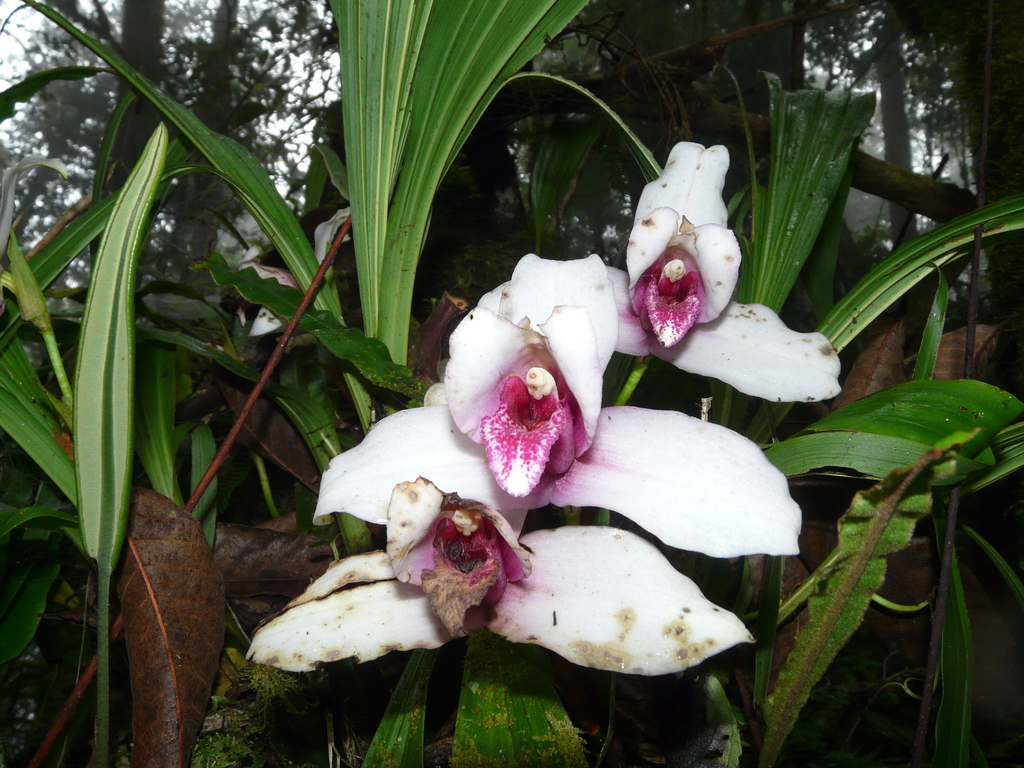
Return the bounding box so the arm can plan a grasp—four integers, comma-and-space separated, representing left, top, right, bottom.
218, 379, 320, 491
214, 522, 333, 597
932, 324, 1001, 380
832, 315, 906, 410
412, 291, 469, 384
117, 489, 225, 768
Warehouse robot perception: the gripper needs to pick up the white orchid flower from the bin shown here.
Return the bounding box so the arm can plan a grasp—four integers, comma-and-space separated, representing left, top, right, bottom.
612, 142, 841, 403
249, 479, 752, 675
236, 245, 300, 336
314, 252, 801, 558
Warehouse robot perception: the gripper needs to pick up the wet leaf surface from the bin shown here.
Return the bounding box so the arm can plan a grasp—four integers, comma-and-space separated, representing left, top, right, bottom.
117, 488, 225, 768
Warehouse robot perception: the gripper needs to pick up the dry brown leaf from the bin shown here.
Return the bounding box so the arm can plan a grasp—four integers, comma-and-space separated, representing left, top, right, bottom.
218, 379, 321, 491
832, 315, 906, 410
932, 324, 1001, 380
412, 291, 469, 384
117, 489, 225, 768
214, 522, 333, 597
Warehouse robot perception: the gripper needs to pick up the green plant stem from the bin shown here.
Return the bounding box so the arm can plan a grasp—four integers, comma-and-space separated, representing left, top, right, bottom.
41, 326, 73, 407
250, 451, 280, 518
773, 548, 844, 625
870, 594, 929, 612
613, 356, 649, 406
93, 565, 111, 768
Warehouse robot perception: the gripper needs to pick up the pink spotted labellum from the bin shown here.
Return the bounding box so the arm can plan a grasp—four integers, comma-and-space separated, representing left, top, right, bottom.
249, 479, 752, 675
611, 142, 842, 403
314, 255, 803, 560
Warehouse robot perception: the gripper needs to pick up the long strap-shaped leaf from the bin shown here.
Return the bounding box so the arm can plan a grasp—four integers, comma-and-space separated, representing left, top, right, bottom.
74, 122, 168, 767
739, 73, 874, 311
336, 0, 589, 363
27, 2, 340, 320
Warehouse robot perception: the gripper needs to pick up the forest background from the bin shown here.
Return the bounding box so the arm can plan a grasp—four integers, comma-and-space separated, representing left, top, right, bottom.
0, 0, 1023, 766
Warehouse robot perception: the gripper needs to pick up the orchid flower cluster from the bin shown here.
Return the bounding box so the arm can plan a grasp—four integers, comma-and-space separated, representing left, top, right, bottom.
248, 143, 841, 676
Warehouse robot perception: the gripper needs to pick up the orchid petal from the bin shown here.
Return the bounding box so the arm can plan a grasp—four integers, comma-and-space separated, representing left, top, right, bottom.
486, 254, 620, 369
654, 303, 842, 402
690, 223, 740, 323
313, 406, 548, 525
444, 308, 539, 439
539, 305, 605, 450
488, 527, 752, 675
550, 406, 801, 557
476, 281, 507, 314
386, 479, 446, 583
635, 143, 729, 228
247, 552, 450, 671
313, 207, 352, 263
626, 207, 678, 286
248, 307, 284, 336
385, 478, 533, 587
607, 267, 648, 355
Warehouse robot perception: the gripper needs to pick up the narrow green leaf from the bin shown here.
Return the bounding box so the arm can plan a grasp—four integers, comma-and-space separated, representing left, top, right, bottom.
754, 555, 784, 705
0, 66, 105, 123
932, 516, 973, 768
139, 326, 260, 382
0, 558, 60, 665
913, 271, 949, 381
0, 507, 77, 540
760, 447, 957, 767
509, 72, 661, 182
135, 340, 182, 505
802, 152, 855, 324
820, 192, 1024, 352
451, 630, 587, 768
311, 143, 349, 201
740, 74, 874, 311
363, 649, 438, 768
961, 524, 1024, 618
75, 122, 168, 568
190, 424, 217, 547
0, 340, 76, 502
93, 89, 137, 202
28, 2, 341, 320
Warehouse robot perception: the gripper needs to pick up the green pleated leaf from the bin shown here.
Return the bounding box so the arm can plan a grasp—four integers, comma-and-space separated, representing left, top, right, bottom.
932, 516, 973, 768
0, 507, 78, 540
451, 631, 587, 768
962, 524, 1024, 616
754, 555, 784, 705
801, 152, 854, 324
0, 66, 105, 123
913, 271, 949, 381
530, 117, 602, 252
336, 0, 590, 362
139, 326, 260, 382
820, 192, 1024, 352
93, 89, 137, 202
135, 340, 182, 505
28, 2, 340, 320
759, 447, 957, 768
739, 74, 874, 311
363, 649, 438, 768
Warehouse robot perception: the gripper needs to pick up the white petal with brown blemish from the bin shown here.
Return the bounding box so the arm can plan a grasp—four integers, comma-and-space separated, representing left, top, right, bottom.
654, 303, 842, 402
487, 526, 752, 675
634, 142, 729, 228
247, 554, 450, 671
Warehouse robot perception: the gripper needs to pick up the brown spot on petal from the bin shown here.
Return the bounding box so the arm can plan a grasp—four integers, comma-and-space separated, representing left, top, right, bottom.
641, 217, 655, 227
